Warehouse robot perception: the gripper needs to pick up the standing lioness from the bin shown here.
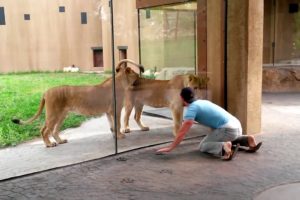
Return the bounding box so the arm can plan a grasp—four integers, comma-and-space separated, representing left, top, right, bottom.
120, 60, 209, 136
12, 60, 143, 147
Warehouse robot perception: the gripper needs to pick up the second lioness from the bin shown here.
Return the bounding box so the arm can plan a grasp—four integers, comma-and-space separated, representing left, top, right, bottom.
121, 60, 209, 136
12, 60, 142, 147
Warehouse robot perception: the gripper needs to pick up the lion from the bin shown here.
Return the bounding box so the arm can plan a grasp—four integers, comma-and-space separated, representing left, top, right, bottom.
120, 60, 209, 137
12, 59, 144, 147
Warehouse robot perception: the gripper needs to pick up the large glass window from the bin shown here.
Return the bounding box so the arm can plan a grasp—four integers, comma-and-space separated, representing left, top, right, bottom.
0, 0, 114, 180
264, 0, 300, 65
263, 0, 300, 92
0, 0, 205, 179
116, 1, 202, 153
139, 2, 197, 79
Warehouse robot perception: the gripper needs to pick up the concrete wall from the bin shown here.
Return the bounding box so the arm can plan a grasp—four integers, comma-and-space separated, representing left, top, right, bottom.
263, 66, 300, 92
0, 0, 102, 73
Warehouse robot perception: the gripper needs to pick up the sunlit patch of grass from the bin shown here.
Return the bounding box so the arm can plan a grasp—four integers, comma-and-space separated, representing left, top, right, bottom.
0, 72, 106, 148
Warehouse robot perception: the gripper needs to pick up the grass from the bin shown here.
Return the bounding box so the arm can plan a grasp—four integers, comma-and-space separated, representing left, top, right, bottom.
0, 72, 106, 148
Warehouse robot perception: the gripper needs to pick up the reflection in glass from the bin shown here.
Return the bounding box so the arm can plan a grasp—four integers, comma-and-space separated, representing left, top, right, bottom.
116, 1, 205, 154
264, 0, 300, 65
139, 2, 197, 79
263, 0, 300, 92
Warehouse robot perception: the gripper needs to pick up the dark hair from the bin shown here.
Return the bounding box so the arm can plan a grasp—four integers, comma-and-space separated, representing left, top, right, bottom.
180, 87, 195, 104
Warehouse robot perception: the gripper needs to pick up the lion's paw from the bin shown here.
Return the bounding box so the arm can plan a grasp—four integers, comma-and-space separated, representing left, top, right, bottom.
58, 139, 68, 144
117, 133, 126, 139
124, 128, 131, 133
46, 142, 57, 148
141, 127, 150, 131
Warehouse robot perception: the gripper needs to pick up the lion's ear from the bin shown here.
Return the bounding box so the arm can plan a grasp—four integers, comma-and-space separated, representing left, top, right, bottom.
203, 76, 209, 84
199, 76, 209, 88
188, 74, 195, 81
116, 67, 120, 73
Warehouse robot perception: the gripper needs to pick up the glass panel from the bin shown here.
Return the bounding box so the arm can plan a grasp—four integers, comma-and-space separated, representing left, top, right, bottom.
116, 1, 203, 153
274, 0, 300, 64
140, 2, 197, 78
0, 0, 207, 179
263, 0, 275, 65
263, 0, 300, 65
263, 0, 300, 92
0, 0, 115, 180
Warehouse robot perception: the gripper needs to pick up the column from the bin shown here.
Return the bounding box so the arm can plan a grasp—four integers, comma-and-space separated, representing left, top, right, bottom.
227, 0, 263, 134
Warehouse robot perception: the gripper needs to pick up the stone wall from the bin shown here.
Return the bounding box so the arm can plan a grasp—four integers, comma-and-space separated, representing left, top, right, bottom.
263, 66, 300, 92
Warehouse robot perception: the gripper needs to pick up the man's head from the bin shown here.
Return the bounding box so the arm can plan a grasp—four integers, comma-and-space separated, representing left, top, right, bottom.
180, 87, 195, 105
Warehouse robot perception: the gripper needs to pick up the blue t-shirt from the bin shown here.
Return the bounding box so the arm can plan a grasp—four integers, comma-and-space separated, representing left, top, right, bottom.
184, 100, 230, 129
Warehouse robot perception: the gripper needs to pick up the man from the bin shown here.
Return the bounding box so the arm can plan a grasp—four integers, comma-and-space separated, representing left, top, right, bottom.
156, 87, 262, 161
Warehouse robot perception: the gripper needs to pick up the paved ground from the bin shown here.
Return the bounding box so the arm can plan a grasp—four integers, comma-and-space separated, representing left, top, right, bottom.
0, 109, 206, 181
0, 93, 299, 200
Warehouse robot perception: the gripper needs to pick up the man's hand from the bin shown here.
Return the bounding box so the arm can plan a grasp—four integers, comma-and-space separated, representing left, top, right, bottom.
155, 120, 193, 155
156, 146, 173, 154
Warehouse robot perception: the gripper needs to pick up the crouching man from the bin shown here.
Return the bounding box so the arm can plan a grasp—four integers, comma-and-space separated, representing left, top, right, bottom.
156, 87, 262, 161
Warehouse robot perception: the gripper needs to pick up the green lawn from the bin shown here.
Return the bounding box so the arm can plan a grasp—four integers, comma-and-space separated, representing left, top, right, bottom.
0, 72, 106, 148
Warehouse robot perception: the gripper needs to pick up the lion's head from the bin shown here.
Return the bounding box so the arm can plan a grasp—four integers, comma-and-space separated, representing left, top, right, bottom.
187, 74, 209, 99
115, 60, 145, 88
187, 74, 209, 90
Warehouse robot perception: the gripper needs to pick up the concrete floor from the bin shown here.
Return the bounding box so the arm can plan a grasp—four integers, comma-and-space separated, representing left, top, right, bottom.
0, 93, 299, 200
0, 107, 208, 181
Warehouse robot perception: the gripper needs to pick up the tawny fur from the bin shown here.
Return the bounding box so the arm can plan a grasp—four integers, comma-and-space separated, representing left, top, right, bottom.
121, 60, 209, 136
12, 59, 142, 148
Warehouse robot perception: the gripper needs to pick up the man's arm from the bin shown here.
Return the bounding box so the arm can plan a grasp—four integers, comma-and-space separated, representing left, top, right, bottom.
156, 119, 194, 153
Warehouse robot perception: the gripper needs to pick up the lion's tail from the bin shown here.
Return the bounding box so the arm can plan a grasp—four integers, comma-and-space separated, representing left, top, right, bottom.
116, 59, 145, 73
12, 97, 45, 125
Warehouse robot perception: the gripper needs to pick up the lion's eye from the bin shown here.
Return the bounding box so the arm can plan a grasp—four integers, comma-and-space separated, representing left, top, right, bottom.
194, 87, 198, 90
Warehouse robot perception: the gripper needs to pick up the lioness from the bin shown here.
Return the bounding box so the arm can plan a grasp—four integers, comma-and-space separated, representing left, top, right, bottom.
120, 60, 209, 136
12, 60, 143, 147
